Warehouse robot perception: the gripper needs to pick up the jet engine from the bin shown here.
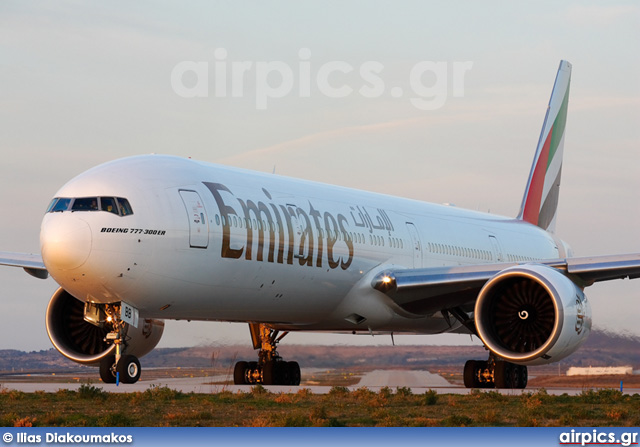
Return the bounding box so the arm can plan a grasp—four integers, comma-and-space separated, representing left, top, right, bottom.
475, 264, 591, 366
45, 288, 164, 365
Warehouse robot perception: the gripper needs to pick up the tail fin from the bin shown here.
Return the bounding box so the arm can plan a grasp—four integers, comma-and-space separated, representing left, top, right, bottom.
518, 60, 571, 233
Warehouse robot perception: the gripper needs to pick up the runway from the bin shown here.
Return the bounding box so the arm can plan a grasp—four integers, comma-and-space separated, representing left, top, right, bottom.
2, 369, 638, 395
355, 369, 450, 387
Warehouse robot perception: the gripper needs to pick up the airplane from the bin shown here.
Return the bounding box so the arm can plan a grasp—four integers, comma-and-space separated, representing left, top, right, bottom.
1, 60, 639, 389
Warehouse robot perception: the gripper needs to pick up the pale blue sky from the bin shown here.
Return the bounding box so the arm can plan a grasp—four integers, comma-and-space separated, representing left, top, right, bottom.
0, 1, 638, 350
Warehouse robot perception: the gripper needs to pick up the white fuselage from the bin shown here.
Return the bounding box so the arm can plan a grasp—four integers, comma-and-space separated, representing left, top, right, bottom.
40, 155, 567, 335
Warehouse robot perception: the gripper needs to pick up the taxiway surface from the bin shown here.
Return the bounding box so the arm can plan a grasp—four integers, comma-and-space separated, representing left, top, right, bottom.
2, 369, 637, 396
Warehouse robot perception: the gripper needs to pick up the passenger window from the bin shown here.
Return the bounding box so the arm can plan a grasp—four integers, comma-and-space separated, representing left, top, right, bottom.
72, 197, 99, 211
117, 198, 133, 216
100, 197, 119, 215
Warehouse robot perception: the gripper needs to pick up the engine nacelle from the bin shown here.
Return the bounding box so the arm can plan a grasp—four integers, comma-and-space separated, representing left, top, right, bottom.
475, 264, 591, 365
46, 288, 164, 365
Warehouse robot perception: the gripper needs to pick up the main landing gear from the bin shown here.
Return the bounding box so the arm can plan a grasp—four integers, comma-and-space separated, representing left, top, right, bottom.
463, 356, 527, 389
444, 308, 527, 389
233, 323, 301, 386
98, 305, 141, 385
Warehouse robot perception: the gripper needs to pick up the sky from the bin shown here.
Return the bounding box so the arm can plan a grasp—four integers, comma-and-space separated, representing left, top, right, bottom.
0, 1, 638, 352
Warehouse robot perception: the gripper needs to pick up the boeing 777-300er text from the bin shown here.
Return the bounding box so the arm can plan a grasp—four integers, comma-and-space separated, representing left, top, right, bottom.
1, 60, 639, 388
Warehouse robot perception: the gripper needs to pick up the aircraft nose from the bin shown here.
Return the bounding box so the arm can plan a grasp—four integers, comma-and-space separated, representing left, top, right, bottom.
41, 213, 92, 271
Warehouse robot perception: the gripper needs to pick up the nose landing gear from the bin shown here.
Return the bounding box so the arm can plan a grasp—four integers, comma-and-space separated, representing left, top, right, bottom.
98, 304, 141, 385
99, 353, 141, 384
233, 323, 301, 385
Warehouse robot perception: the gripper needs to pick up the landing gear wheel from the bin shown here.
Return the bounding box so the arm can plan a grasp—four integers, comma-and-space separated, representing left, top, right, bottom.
262, 360, 276, 385
494, 361, 512, 388
514, 365, 528, 389
287, 361, 301, 385
100, 355, 117, 384
117, 355, 141, 384
494, 362, 528, 389
463, 360, 478, 388
234, 361, 248, 385
276, 361, 291, 385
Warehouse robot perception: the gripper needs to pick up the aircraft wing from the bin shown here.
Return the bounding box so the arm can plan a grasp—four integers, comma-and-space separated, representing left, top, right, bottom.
0, 251, 48, 279
372, 253, 640, 316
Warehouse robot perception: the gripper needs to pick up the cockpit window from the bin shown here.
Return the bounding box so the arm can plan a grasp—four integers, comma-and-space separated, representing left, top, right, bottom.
100, 197, 119, 215
117, 198, 133, 216
72, 197, 99, 211
46, 198, 59, 213
46, 196, 133, 216
49, 198, 72, 212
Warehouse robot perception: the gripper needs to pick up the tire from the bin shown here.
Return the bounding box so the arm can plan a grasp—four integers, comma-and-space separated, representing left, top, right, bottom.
262, 361, 276, 385
515, 365, 528, 389
496, 362, 522, 389
463, 360, 478, 388
287, 361, 301, 386
100, 355, 117, 384
234, 361, 248, 385
275, 361, 290, 385
494, 361, 511, 388
117, 355, 141, 384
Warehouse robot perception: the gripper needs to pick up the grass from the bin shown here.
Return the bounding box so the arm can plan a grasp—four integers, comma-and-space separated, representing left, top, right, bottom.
0, 386, 638, 427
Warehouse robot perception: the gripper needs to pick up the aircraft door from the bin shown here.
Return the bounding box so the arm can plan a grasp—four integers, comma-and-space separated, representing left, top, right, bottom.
406, 222, 423, 268
488, 235, 503, 262
179, 190, 209, 249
